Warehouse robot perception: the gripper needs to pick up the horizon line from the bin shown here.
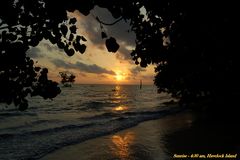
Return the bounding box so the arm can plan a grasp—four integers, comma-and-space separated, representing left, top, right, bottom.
65, 83, 154, 86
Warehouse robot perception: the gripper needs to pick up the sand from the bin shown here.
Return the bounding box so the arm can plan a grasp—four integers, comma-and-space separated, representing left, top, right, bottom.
40, 111, 194, 160
40, 109, 240, 160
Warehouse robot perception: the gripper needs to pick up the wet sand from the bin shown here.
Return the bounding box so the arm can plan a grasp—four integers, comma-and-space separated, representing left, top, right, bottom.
40, 111, 194, 160
40, 109, 240, 160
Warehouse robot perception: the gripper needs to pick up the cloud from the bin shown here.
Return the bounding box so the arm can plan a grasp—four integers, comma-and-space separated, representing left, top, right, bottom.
41, 42, 63, 53
79, 72, 87, 77
130, 66, 146, 76
75, 61, 115, 75
26, 40, 68, 59
51, 59, 115, 75
51, 59, 72, 68
72, 7, 136, 53
116, 45, 132, 62
91, 6, 136, 45
27, 47, 43, 58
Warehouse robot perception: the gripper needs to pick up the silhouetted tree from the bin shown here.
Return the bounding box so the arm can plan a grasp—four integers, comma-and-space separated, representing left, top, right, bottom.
59, 71, 76, 87
1, 0, 239, 110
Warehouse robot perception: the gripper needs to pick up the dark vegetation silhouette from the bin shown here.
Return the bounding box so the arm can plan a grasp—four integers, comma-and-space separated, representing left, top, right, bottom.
59, 71, 76, 87
0, 0, 239, 111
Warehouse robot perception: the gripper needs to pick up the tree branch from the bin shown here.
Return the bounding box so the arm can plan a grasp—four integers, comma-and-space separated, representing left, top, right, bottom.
96, 16, 123, 26
0, 25, 9, 30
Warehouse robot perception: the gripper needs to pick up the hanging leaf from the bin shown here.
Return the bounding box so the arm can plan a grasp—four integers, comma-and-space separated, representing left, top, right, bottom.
70, 25, 77, 34
57, 41, 65, 49
64, 47, 75, 56
105, 37, 119, 53
135, 61, 139, 65
73, 41, 86, 54
78, 44, 86, 53
76, 35, 81, 42
60, 24, 68, 37
101, 32, 107, 39
69, 18, 77, 24
34, 67, 41, 72
69, 33, 74, 41
81, 36, 87, 41
140, 60, 147, 68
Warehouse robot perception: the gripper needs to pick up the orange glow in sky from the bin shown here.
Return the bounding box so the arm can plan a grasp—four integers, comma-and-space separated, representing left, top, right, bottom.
115, 71, 126, 81
27, 7, 155, 85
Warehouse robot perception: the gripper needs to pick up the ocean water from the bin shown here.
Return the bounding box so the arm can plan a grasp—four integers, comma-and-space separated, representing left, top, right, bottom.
0, 84, 179, 160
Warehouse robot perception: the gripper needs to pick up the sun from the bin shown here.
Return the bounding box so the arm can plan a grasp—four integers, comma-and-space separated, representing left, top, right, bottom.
115, 72, 126, 81
116, 74, 124, 81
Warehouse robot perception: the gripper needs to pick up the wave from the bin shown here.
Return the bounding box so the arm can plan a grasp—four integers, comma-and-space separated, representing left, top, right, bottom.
0, 119, 63, 134
0, 106, 184, 160
79, 101, 116, 111
0, 123, 94, 139
0, 111, 37, 119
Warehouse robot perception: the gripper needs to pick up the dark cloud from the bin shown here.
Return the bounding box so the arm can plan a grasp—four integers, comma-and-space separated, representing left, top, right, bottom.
75, 7, 136, 52
41, 42, 65, 54
51, 59, 72, 68
42, 42, 57, 52
75, 61, 115, 75
27, 47, 43, 58
91, 6, 136, 45
74, 10, 103, 46
116, 45, 132, 62
130, 66, 146, 76
27, 41, 66, 59
52, 59, 115, 75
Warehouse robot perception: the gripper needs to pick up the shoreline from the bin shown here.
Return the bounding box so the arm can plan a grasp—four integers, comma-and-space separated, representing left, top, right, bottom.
40, 108, 240, 160
40, 110, 194, 160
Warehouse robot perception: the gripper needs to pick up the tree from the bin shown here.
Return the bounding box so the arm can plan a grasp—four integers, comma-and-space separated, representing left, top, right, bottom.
59, 71, 76, 87
1, 0, 239, 110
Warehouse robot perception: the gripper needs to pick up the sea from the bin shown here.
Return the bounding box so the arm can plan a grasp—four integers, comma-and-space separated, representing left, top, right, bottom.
0, 84, 179, 160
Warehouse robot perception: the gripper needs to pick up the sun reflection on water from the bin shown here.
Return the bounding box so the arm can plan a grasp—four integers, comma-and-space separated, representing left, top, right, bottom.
111, 85, 129, 112
110, 132, 135, 159
113, 105, 128, 111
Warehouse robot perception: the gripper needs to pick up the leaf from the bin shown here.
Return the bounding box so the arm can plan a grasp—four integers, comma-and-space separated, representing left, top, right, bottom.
73, 41, 86, 54
78, 44, 86, 53
135, 61, 139, 65
60, 25, 68, 37
64, 47, 75, 56
69, 33, 74, 41
105, 37, 119, 53
69, 18, 77, 24
70, 25, 77, 34
34, 67, 41, 72
101, 32, 107, 39
57, 41, 65, 49
81, 36, 87, 41
76, 35, 81, 42
30, 37, 40, 47
140, 60, 147, 68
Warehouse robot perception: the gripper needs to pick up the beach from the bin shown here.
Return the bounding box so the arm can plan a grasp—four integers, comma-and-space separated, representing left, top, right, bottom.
40, 110, 194, 160
40, 108, 240, 160
1, 85, 239, 160
0, 85, 180, 160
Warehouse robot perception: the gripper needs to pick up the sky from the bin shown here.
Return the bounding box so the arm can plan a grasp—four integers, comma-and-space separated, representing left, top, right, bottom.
27, 6, 156, 85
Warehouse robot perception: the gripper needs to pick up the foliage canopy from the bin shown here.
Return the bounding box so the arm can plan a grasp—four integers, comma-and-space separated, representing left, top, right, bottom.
0, 0, 239, 110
